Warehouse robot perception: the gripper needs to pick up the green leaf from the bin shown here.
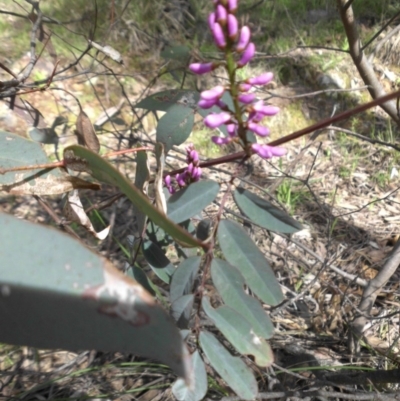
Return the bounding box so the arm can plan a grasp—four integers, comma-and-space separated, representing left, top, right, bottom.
202, 298, 273, 367
234, 188, 302, 233
63, 145, 202, 248
167, 180, 219, 224
211, 259, 274, 339
196, 219, 212, 241
170, 256, 201, 302
161, 45, 190, 61
0, 212, 191, 381
0, 131, 95, 195
199, 331, 258, 400
172, 350, 208, 401
171, 294, 194, 329
217, 220, 283, 306
126, 264, 155, 296
142, 240, 175, 284
135, 90, 199, 112
156, 105, 194, 153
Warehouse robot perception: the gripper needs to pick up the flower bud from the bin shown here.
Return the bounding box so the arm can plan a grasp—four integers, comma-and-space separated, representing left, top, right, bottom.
247, 72, 274, 86
204, 112, 231, 128
227, 14, 238, 39
208, 12, 216, 30
216, 4, 227, 23
253, 101, 280, 116
236, 26, 251, 52
189, 62, 214, 75
228, 0, 238, 12
251, 143, 287, 159
247, 122, 270, 136
238, 42, 255, 67
212, 136, 232, 145
238, 93, 255, 104
211, 22, 227, 48
200, 85, 225, 101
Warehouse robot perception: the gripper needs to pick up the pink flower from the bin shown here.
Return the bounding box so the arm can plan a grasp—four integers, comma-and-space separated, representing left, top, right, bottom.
198, 99, 218, 109
238, 42, 255, 67
189, 62, 214, 75
227, 14, 238, 39
247, 122, 270, 137
208, 12, 216, 30
216, 4, 227, 23
238, 93, 255, 104
211, 22, 226, 48
204, 112, 231, 128
212, 136, 232, 145
252, 101, 280, 116
247, 72, 274, 86
228, 0, 238, 12
251, 143, 287, 159
236, 26, 251, 52
200, 85, 225, 101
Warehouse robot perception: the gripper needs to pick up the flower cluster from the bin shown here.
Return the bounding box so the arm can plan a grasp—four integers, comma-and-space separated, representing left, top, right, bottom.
189, 0, 286, 159
165, 144, 202, 194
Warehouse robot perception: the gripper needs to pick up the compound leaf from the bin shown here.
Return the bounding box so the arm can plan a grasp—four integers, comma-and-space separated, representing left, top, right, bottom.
199, 331, 258, 400
167, 180, 219, 224
217, 220, 283, 306
0, 212, 191, 381
234, 188, 302, 233
211, 259, 274, 339
170, 256, 201, 302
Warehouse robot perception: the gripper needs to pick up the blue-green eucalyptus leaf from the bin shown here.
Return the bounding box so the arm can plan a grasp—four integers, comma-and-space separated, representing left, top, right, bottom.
167, 180, 219, 224
199, 331, 258, 400
217, 220, 283, 306
211, 259, 274, 339
0, 212, 190, 381
234, 188, 302, 233
202, 297, 273, 367
170, 256, 201, 302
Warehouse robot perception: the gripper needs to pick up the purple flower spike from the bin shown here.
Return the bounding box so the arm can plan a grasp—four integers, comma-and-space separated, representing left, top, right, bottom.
204, 112, 231, 128
252, 143, 287, 159
238, 42, 255, 67
236, 26, 251, 52
247, 122, 270, 137
247, 72, 274, 86
189, 62, 214, 75
216, 4, 227, 23
200, 85, 225, 101
228, 0, 238, 12
212, 136, 232, 145
227, 14, 238, 39
212, 22, 227, 48
238, 93, 255, 104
